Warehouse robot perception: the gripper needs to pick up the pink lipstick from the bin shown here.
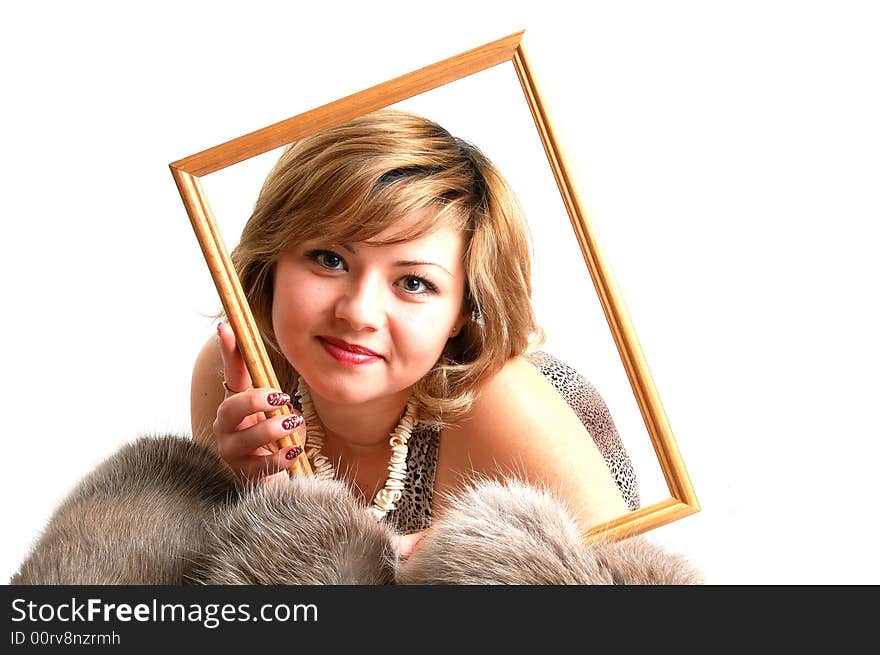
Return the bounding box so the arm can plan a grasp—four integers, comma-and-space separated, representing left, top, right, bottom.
318, 336, 382, 366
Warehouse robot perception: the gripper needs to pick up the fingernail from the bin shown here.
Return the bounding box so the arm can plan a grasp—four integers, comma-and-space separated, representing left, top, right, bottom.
217, 323, 223, 336
282, 415, 304, 431
267, 392, 291, 406
285, 446, 303, 460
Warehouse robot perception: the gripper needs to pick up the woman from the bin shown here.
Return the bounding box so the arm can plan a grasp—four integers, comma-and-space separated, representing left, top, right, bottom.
13, 109, 688, 587
190, 109, 631, 547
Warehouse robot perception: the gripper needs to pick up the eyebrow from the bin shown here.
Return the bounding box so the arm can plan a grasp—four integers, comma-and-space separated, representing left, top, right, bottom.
337, 242, 454, 278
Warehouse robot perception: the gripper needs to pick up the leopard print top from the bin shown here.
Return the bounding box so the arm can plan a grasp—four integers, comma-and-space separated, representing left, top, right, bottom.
387, 351, 641, 533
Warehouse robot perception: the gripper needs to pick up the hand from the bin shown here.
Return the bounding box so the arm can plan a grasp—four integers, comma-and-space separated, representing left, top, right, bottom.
214, 321, 306, 480
393, 529, 430, 559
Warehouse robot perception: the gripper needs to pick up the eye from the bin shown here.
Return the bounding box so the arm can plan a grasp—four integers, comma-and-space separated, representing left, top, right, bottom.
306, 249, 347, 271
398, 274, 438, 295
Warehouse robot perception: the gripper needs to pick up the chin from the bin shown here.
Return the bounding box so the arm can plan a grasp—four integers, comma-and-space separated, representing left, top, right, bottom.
301, 367, 423, 410
295, 362, 386, 404
308, 381, 381, 406
291, 345, 433, 407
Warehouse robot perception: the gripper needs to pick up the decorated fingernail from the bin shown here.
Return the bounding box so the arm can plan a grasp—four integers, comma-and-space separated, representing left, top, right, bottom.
267, 392, 291, 406
285, 446, 303, 461
282, 415, 304, 431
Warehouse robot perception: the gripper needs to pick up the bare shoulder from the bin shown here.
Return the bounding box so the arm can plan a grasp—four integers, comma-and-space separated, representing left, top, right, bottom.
434, 355, 628, 529
190, 334, 224, 446
470, 355, 576, 425
436, 355, 587, 471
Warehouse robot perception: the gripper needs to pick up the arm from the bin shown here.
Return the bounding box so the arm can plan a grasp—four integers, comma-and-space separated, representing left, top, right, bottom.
190, 332, 227, 447
434, 355, 629, 532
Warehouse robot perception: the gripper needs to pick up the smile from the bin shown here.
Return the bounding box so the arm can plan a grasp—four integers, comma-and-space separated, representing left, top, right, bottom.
317, 337, 383, 367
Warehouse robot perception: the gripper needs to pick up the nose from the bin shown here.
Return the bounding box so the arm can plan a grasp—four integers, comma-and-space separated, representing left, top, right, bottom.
333, 273, 387, 331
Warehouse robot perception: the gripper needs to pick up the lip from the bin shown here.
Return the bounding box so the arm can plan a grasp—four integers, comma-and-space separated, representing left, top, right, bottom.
319, 336, 382, 357
318, 336, 383, 366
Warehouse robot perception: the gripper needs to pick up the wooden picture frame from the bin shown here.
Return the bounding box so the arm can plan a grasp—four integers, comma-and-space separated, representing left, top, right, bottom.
169, 30, 699, 542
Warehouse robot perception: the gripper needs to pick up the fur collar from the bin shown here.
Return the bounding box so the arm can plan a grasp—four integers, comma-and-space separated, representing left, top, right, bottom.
11, 436, 700, 585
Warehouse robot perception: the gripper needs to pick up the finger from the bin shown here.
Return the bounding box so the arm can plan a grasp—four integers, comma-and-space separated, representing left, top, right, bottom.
215, 388, 299, 433
271, 443, 306, 474
217, 321, 252, 396
238, 444, 306, 481
216, 408, 305, 460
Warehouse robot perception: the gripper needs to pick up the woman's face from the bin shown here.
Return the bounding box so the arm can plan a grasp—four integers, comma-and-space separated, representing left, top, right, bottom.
271, 209, 468, 407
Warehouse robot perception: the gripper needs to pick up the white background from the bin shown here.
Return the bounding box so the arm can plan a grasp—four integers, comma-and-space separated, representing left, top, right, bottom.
2, 1, 878, 584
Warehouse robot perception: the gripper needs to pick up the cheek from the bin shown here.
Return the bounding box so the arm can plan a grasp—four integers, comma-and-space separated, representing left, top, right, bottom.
390, 277, 466, 363
271, 270, 327, 339
393, 303, 458, 360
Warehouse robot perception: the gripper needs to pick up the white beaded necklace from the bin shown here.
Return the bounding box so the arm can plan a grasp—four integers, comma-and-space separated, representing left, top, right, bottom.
295, 376, 419, 520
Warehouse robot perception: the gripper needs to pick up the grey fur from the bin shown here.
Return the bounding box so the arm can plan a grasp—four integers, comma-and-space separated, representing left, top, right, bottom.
193, 476, 397, 585
11, 436, 700, 585
576, 535, 703, 585
396, 478, 702, 585
11, 435, 240, 585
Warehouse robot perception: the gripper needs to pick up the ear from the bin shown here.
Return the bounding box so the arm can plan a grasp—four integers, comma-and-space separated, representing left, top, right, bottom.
449, 313, 468, 338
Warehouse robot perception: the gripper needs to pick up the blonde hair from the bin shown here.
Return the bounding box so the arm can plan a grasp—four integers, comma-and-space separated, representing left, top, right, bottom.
231, 108, 543, 428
